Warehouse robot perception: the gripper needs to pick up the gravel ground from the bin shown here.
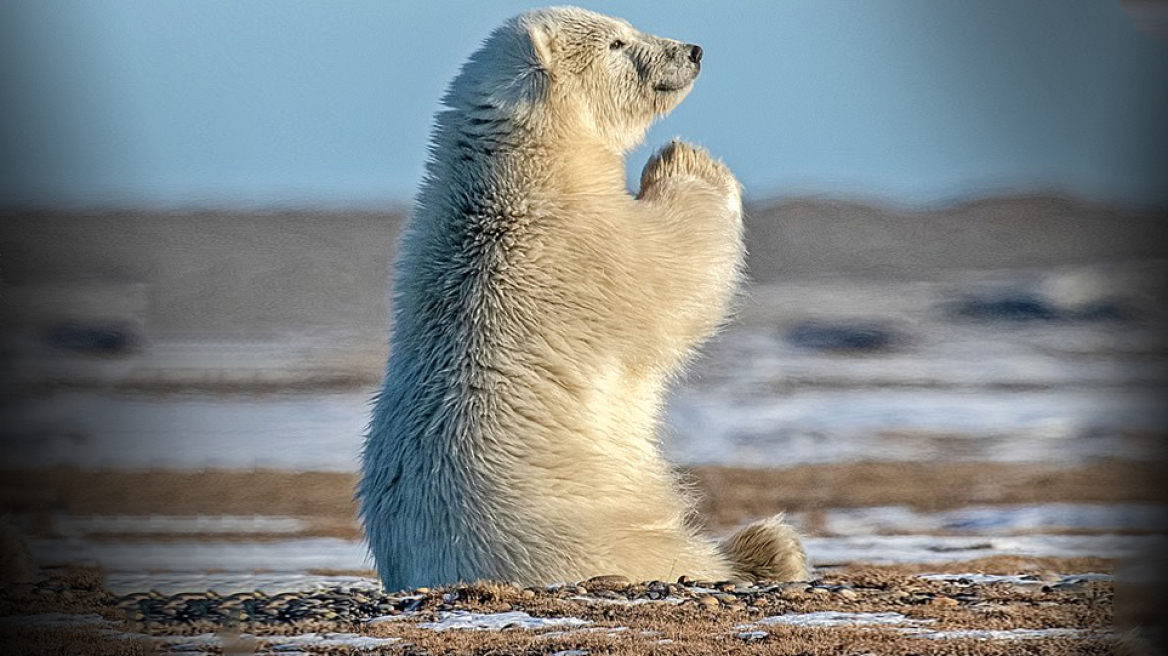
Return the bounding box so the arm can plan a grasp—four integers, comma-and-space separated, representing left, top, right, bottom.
0, 560, 1144, 655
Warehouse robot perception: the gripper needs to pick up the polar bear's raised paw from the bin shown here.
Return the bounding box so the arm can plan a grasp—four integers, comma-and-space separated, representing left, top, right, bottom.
639, 140, 741, 202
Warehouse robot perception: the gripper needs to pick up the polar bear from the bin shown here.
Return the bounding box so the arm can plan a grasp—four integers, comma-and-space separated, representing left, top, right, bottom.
358, 6, 806, 591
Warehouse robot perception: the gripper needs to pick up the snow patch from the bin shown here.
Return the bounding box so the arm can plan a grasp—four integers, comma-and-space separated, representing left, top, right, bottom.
814, 503, 1168, 536
33, 532, 1158, 576
917, 572, 1112, 585
904, 627, 1093, 640
540, 626, 629, 639
417, 611, 590, 632
804, 533, 1156, 564
747, 611, 929, 628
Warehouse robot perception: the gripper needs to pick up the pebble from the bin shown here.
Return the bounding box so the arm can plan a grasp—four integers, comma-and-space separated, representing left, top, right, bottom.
7, 568, 1106, 630
585, 574, 631, 587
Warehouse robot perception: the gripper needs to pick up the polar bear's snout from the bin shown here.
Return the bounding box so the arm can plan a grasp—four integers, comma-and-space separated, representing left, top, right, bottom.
687, 44, 703, 65
652, 42, 702, 92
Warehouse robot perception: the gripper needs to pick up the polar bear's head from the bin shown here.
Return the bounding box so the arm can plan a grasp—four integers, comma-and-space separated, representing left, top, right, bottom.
446, 6, 703, 153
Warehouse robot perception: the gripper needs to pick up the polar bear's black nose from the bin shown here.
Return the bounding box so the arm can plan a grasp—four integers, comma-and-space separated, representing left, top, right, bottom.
688, 44, 703, 65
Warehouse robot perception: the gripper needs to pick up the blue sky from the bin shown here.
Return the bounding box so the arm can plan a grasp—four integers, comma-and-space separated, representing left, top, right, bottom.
1, 1, 1166, 208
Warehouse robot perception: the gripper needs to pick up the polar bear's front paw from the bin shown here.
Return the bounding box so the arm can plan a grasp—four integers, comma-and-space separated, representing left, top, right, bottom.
638, 140, 741, 202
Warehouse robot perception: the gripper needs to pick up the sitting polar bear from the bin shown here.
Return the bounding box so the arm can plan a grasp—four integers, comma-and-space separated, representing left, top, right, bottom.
359, 6, 807, 591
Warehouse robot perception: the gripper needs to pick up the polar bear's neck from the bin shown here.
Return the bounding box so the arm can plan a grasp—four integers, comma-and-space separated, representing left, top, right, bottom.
434, 100, 630, 200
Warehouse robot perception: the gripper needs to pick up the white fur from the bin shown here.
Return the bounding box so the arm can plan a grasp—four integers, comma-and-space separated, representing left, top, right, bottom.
359, 6, 806, 592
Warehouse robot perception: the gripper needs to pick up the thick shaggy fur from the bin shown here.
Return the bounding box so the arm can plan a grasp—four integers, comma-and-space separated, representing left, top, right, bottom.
359, 6, 807, 591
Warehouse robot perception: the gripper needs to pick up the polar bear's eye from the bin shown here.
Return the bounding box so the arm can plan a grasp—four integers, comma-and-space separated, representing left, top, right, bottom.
609, 39, 626, 50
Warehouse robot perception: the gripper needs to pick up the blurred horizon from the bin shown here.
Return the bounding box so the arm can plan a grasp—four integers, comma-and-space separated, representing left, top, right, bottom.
1, 1, 1167, 210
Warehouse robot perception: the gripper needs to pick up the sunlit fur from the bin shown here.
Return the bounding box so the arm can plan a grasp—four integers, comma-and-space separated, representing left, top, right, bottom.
358, 6, 807, 592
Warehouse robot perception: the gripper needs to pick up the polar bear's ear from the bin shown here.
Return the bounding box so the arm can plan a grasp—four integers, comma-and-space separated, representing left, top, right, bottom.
525, 20, 556, 70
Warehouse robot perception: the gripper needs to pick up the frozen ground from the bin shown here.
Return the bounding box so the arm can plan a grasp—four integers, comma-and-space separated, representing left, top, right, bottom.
27, 504, 1167, 584
28, 533, 1159, 580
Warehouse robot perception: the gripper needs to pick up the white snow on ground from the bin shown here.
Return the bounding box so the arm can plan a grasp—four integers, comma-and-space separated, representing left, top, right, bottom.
413, 611, 590, 632
748, 611, 928, 628
0, 611, 1103, 647
804, 533, 1158, 565
903, 628, 1094, 640
539, 626, 631, 638
28, 501, 1162, 549
917, 572, 1112, 585
739, 614, 1098, 641
810, 503, 1168, 536
30, 532, 1160, 579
